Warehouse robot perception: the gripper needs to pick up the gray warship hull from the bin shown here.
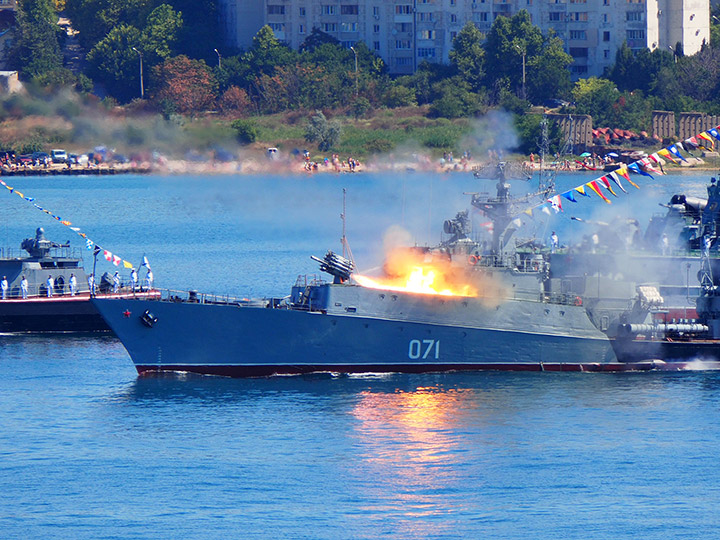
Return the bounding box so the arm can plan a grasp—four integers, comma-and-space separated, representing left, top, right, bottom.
92, 282, 688, 377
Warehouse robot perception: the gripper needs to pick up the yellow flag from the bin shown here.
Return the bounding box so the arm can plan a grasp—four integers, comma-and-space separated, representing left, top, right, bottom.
123, 260, 133, 269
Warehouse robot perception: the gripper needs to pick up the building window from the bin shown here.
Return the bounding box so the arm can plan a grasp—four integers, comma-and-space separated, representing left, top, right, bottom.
418, 13, 434, 22
626, 11, 643, 21
569, 47, 588, 57
374, 41, 380, 50
420, 29, 436, 39
450, 31, 458, 39
570, 30, 586, 39
569, 12, 588, 21
604, 49, 610, 58
373, 24, 380, 33
299, 7, 306, 16
322, 5, 336, 15
474, 12, 488, 22
341, 22, 358, 32
603, 14, 608, 22
603, 0, 609, 4
418, 48, 436, 57
374, 6, 379, 16
269, 23, 285, 32
450, 14, 457, 22
626, 29, 645, 39
549, 12, 562, 21
395, 40, 411, 49
395, 5, 412, 14
341, 41, 355, 48
398, 22, 412, 32
322, 23, 337, 32
299, 24, 305, 33
267, 5, 285, 15
341, 5, 359, 15
570, 0, 587, 3
571, 65, 589, 74
603, 31, 610, 41
397, 57, 412, 66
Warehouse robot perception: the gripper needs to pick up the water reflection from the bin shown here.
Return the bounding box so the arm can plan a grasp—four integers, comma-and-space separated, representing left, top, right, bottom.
348, 385, 476, 535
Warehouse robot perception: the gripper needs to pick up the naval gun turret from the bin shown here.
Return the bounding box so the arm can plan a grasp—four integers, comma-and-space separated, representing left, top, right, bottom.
21, 228, 68, 259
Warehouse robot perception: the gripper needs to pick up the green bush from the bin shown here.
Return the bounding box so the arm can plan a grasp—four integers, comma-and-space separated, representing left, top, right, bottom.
231, 118, 259, 144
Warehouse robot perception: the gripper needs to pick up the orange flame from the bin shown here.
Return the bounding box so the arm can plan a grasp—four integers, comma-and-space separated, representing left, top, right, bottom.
354, 248, 478, 297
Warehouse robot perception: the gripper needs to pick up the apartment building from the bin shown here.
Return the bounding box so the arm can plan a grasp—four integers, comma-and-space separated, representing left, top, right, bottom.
217, 0, 709, 78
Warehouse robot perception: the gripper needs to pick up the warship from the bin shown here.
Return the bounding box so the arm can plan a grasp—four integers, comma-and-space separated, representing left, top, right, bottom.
91, 158, 720, 376
0, 228, 159, 332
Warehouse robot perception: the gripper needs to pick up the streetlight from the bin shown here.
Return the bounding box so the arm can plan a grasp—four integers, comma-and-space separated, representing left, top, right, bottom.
668, 45, 677, 63
131, 47, 144, 99
349, 45, 358, 97
515, 44, 526, 100
214, 48, 221, 70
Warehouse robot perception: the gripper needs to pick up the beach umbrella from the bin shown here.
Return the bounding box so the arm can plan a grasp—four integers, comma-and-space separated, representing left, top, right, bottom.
580, 152, 591, 157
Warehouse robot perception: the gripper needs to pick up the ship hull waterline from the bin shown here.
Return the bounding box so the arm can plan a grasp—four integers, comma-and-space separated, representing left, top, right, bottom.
91, 295, 717, 377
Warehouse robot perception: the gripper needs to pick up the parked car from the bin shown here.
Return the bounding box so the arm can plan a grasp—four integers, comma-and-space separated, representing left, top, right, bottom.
31, 151, 50, 165
17, 154, 33, 165
51, 149, 67, 163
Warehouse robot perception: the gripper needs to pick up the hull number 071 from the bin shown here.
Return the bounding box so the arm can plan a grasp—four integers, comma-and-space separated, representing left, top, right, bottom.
408, 339, 440, 359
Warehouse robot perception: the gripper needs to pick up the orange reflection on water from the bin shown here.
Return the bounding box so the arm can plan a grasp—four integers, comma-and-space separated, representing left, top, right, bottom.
348, 385, 475, 527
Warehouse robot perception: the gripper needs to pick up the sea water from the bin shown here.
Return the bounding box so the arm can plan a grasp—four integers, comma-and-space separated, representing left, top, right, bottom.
1, 171, 719, 539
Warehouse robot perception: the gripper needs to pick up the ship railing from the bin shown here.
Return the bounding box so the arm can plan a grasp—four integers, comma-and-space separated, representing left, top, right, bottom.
0, 246, 85, 260
157, 288, 271, 308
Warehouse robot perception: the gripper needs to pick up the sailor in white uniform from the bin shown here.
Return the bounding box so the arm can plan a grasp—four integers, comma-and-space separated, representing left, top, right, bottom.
144, 269, 153, 290
130, 267, 138, 291
20, 275, 28, 299
113, 271, 120, 293
1, 276, 7, 300
69, 273, 77, 296
46, 275, 54, 297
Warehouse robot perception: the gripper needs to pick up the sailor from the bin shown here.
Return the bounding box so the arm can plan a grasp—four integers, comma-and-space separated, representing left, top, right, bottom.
550, 231, 559, 253
20, 275, 28, 299
0, 276, 7, 300
145, 269, 154, 290
661, 233, 669, 256
88, 274, 95, 295
113, 271, 120, 293
130, 267, 138, 291
46, 275, 54, 297
69, 273, 77, 296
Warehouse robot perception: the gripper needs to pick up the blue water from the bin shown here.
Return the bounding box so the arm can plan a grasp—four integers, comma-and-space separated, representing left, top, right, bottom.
1, 171, 720, 539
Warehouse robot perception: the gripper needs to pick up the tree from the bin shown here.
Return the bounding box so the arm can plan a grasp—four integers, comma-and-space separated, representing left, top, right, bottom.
242, 26, 297, 83
299, 27, 340, 52
428, 78, 485, 118
449, 22, 485, 92
219, 86, 252, 117
483, 10, 570, 104
571, 77, 619, 126
525, 33, 572, 103
153, 55, 217, 113
11, 0, 63, 79
141, 3, 183, 64
304, 110, 341, 152
86, 24, 143, 102
65, 0, 153, 51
